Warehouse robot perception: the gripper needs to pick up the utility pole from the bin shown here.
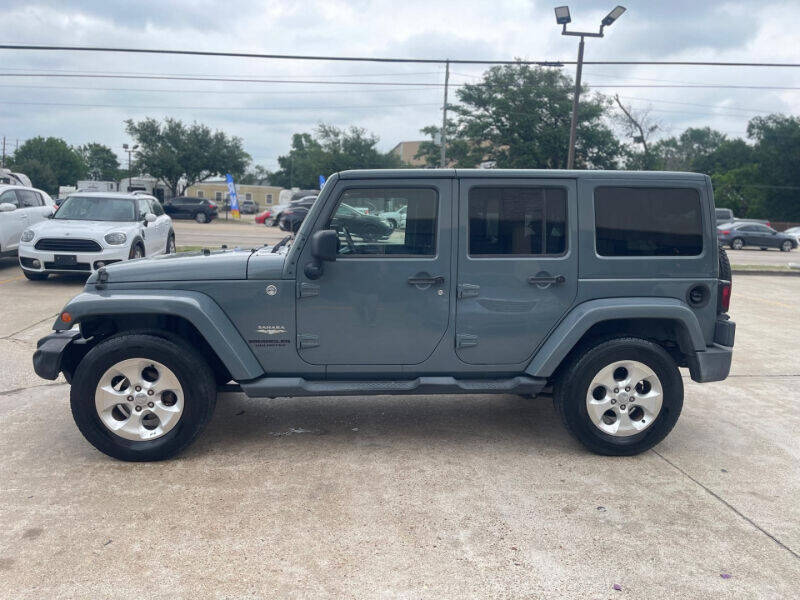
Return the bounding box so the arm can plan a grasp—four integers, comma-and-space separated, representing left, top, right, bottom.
1, 137, 5, 168
440, 59, 450, 168
555, 5, 626, 169
567, 37, 584, 170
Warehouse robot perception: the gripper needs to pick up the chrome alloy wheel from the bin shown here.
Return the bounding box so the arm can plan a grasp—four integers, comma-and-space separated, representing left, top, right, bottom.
94, 358, 184, 441
585, 360, 663, 437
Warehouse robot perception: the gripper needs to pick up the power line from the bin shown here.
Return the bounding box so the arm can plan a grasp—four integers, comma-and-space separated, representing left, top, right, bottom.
0, 100, 440, 111
2, 72, 800, 92
0, 83, 439, 95
2, 44, 800, 68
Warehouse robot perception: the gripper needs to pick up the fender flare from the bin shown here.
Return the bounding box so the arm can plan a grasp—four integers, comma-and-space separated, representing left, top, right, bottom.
525, 297, 707, 378
53, 290, 264, 381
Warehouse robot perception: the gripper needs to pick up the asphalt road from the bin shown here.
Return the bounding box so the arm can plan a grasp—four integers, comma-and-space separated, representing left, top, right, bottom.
0, 259, 798, 598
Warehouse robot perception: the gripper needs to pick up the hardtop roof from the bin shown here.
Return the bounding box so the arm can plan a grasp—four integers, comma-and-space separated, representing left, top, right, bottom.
337, 168, 707, 181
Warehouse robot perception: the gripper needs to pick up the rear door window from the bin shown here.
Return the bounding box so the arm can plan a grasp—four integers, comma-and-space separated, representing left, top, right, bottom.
468, 187, 567, 256
594, 187, 703, 257
18, 189, 42, 207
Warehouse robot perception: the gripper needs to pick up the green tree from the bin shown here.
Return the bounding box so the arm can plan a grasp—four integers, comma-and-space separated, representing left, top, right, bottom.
76, 143, 121, 181
651, 127, 727, 171
747, 114, 800, 221
416, 63, 621, 169
269, 124, 401, 188
11, 159, 58, 195
124, 118, 251, 197
11, 136, 85, 190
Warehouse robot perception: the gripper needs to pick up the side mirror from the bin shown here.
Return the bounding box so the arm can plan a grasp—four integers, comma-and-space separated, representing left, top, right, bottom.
144, 213, 157, 224
305, 229, 338, 279
0, 203, 16, 212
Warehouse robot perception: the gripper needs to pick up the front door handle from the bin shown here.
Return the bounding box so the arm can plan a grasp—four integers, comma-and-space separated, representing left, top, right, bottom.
408, 275, 445, 286
527, 275, 566, 285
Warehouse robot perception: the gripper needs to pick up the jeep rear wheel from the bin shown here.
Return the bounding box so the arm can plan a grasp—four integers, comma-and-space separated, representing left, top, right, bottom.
554, 337, 683, 455
70, 334, 216, 461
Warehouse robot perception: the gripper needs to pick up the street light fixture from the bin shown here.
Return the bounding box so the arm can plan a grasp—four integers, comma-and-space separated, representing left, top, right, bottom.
555, 5, 626, 168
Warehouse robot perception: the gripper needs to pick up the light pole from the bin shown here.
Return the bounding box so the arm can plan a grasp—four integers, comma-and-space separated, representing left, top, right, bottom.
555, 5, 626, 169
122, 143, 138, 192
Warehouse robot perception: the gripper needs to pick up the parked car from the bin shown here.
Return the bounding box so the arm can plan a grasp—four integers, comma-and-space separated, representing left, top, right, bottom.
783, 226, 800, 246
717, 222, 796, 252
18, 192, 174, 280
271, 195, 318, 229
32, 169, 735, 461
238, 198, 258, 214
0, 184, 56, 258
277, 196, 319, 232
163, 197, 218, 223
715, 207, 770, 227
379, 205, 407, 229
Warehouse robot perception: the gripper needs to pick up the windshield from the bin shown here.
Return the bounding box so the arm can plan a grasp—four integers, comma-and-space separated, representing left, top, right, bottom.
55, 196, 136, 221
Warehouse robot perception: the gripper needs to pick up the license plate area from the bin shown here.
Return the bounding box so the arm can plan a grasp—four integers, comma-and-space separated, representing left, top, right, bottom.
54, 254, 77, 266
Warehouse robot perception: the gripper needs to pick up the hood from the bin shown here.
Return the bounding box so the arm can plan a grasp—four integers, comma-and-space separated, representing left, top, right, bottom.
246, 246, 289, 279
92, 248, 254, 283
31, 219, 138, 239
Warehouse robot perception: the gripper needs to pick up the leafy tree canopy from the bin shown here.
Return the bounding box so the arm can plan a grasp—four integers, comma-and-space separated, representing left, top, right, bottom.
416, 63, 621, 169
125, 118, 250, 196
77, 142, 121, 181
269, 124, 401, 189
11, 136, 85, 191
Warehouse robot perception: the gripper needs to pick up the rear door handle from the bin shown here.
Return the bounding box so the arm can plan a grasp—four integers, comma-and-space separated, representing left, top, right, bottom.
408, 275, 445, 286
527, 275, 566, 285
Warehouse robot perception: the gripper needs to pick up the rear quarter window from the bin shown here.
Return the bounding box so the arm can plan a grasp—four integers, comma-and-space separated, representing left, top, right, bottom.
594, 187, 703, 257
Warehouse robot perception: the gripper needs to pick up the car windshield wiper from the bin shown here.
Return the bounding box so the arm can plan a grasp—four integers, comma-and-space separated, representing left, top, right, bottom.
271, 235, 292, 253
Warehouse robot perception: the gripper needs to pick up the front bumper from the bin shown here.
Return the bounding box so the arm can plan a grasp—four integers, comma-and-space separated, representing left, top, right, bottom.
32, 329, 82, 380
19, 244, 130, 274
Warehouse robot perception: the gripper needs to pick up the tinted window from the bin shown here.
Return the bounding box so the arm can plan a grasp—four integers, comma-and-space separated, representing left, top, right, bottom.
18, 189, 42, 207
753, 225, 774, 233
469, 187, 567, 256
327, 188, 437, 257
738, 224, 756, 232
0, 190, 19, 207
595, 187, 703, 257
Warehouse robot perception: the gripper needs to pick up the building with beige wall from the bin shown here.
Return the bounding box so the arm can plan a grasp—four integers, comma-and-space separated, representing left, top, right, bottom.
184, 181, 284, 208
390, 141, 427, 167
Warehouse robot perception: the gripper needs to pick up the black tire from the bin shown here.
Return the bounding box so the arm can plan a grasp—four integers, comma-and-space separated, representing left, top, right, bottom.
554, 337, 683, 456
718, 246, 732, 282
69, 334, 217, 461
195, 211, 208, 224
387, 219, 397, 229
730, 238, 744, 250
780, 240, 793, 252
128, 242, 144, 259
166, 233, 176, 254
23, 270, 48, 280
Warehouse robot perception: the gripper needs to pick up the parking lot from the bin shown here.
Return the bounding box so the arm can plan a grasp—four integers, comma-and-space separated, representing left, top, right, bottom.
0, 228, 798, 598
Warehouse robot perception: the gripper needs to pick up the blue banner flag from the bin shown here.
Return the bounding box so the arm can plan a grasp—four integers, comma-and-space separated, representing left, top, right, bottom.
225, 173, 240, 219
319, 175, 326, 189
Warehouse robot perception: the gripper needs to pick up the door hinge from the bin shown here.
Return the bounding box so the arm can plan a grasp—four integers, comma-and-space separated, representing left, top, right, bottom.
457, 283, 480, 299
456, 333, 479, 349
297, 282, 320, 298
298, 334, 320, 349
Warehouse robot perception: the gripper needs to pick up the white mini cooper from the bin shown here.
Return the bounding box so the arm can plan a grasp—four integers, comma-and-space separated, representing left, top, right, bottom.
18, 192, 175, 280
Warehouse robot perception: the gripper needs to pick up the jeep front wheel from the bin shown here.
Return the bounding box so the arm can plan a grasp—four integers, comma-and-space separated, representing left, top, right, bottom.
69, 334, 217, 461
554, 337, 683, 456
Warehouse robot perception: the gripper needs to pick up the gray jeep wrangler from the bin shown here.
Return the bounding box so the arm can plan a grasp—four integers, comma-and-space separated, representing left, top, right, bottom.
33, 169, 735, 461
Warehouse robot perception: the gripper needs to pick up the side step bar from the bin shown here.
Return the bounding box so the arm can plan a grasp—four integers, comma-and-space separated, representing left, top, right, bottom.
231, 375, 547, 398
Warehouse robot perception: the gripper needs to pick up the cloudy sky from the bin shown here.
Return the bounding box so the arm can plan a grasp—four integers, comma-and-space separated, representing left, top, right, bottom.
1, 0, 799, 171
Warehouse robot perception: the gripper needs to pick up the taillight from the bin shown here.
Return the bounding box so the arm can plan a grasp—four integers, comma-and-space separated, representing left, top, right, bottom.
719, 230, 730, 235
719, 281, 732, 313
766, 222, 771, 228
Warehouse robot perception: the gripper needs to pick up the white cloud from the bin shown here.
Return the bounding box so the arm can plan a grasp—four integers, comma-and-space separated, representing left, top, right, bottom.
0, 0, 798, 169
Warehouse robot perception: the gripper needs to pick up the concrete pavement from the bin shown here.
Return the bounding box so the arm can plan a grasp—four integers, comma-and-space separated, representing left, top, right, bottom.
0, 258, 798, 598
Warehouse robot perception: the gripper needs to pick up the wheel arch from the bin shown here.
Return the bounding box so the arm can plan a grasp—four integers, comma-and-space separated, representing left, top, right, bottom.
53, 291, 264, 382
525, 298, 706, 381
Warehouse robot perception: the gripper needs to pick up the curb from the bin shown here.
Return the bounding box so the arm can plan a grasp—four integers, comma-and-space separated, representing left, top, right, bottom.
732, 268, 800, 276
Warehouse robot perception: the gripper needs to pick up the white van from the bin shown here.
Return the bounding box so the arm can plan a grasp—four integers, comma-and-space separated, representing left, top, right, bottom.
0, 185, 56, 257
